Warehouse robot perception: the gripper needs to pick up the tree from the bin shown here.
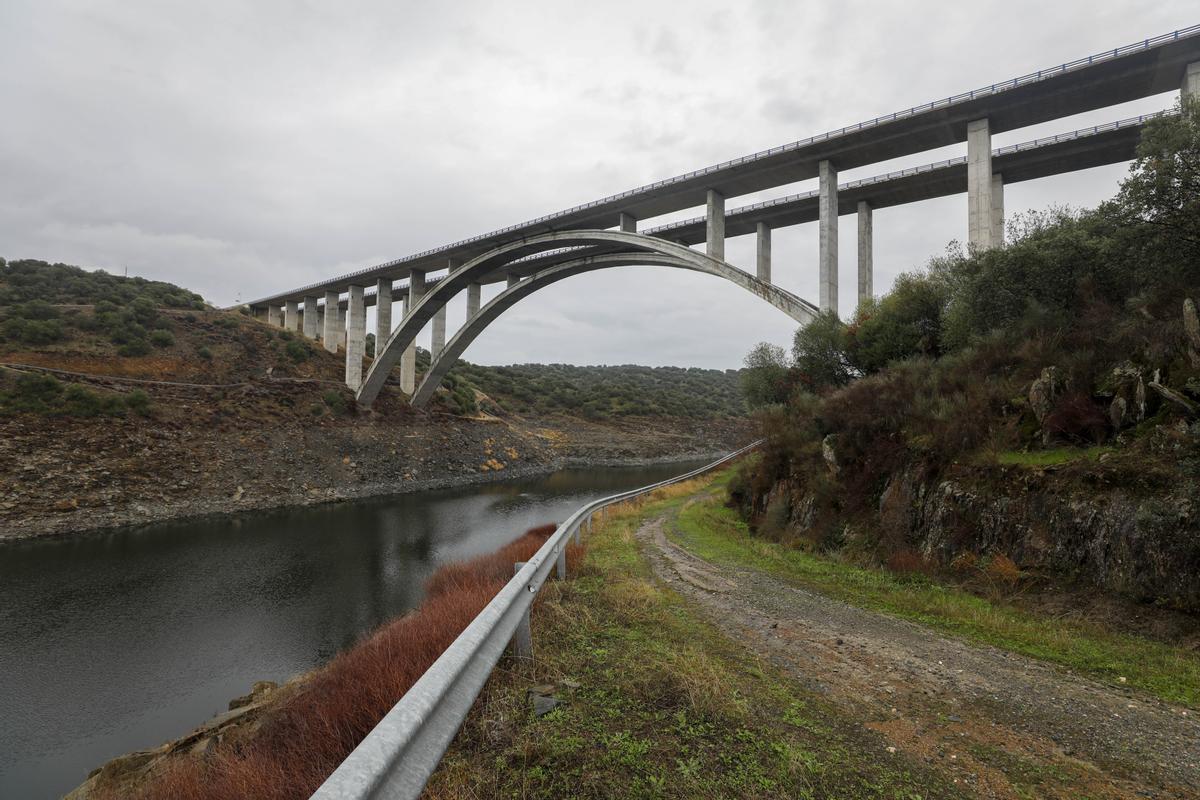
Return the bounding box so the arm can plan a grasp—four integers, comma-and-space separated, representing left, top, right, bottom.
740, 342, 792, 408
1115, 96, 1200, 255
792, 311, 856, 391
848, 272, 948, 374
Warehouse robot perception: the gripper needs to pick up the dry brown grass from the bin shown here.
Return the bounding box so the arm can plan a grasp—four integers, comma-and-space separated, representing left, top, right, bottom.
101, 523, 572, 800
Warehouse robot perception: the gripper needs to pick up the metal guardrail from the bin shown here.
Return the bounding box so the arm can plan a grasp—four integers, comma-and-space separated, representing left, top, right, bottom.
252, 24, 1199, 306
310, 442, 761, 800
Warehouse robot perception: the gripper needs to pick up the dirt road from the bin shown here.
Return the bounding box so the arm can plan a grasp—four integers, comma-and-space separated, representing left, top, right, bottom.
637, 515, 1200, 799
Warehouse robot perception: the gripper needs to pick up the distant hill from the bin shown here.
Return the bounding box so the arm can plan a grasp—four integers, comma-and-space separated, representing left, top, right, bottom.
0, 258, 747, 419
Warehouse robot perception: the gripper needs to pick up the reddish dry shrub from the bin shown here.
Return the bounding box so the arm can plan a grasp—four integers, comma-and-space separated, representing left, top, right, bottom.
984, 553, 1021, 587
950, 551, 979, 574
120, 522, 566, 800
885, 549, 932, 577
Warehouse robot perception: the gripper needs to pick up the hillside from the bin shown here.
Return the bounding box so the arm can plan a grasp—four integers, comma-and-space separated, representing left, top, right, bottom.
0, 259, 750, 539
733, 99, 1200, 612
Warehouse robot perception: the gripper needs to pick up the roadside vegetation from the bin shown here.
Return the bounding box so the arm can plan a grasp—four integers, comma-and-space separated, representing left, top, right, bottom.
86, 525, 581, 800
427, 481, 965, 799
734, 97, 1200, 610
677, 473, 1200, 709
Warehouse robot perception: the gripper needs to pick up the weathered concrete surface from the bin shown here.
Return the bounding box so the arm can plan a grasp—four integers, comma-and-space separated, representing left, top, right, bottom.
345, 285, 366, 390
467, 283, 481, 318
755, 222, 771, 283
375, 279, 392, 347
706, 189, 725, 262
991, 173, 1005, 246
618, 212, 637, 233
967, 118, 994, 251
285, 300, 300, 332
303, 296, 319, 339
401, 271, 425, 395
322, 291, 339, 353
431, 305, 447, 359
1185, 60, 1200, 99
818, 159, 838, 313
857, 201, 872, 303
267, 306, 282, 327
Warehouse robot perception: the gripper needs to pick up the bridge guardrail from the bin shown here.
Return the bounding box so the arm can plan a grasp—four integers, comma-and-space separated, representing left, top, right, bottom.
310, 441, 761, 800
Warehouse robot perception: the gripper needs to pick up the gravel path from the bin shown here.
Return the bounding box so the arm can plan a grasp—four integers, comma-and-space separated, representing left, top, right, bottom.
636, 515, 1200, 800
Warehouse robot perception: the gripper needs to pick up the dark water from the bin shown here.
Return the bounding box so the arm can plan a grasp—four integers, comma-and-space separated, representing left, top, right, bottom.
0, 459, 709, 799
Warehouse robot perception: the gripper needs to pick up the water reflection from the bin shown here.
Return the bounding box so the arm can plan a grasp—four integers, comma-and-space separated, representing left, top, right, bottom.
0, 459, 709, 799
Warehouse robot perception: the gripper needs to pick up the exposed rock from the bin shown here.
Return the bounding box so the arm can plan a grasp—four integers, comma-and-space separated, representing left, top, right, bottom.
1184, 298, 1200, 367
1028, 367, 1066, 425
1106, 363, 1147, 431
822, 434, 841, 474
228, 679, 278, 710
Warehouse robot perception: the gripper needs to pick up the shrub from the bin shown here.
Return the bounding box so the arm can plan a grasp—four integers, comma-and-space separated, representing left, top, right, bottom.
285, 339, 310, 362
149, 330, 175, 348
125, 390, 151, 416
1043, 391, 1109, 444
196, 346, 213, 361
1, 317, 64, 344
117, 340, 151, 357
322, 389, 349, 414
983, 553, 1021, 587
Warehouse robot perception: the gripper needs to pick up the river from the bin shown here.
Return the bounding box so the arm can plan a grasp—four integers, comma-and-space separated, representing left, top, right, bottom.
0, 459, 711, 799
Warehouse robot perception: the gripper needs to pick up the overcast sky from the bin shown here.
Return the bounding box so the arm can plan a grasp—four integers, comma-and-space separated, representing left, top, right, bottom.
1, 1, 1195, 369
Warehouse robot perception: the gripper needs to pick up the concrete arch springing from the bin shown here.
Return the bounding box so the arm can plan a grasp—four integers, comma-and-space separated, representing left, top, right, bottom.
408, 252, 816, 407
357, 230, 818, 406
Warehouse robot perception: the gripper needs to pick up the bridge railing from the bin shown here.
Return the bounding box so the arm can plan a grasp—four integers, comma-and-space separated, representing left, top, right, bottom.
256, 24, 1199, 305
310, 442, 760, 800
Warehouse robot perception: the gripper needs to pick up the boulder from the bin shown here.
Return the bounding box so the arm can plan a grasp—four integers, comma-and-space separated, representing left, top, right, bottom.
1184, 298, 1200, 368
1028, 367, 1066, 425
822, 434, 841, 474
1106, 363, 1147, 431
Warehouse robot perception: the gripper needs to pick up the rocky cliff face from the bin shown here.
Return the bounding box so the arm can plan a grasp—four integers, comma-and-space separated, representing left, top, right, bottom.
875, 462, 1200, 609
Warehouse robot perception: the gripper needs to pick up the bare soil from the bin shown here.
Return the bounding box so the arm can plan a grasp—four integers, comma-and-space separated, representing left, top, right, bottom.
638, 513, 1200, 799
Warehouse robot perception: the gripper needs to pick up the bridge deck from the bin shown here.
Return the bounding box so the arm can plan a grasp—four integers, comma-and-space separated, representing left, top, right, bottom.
250, 25, 1199, 309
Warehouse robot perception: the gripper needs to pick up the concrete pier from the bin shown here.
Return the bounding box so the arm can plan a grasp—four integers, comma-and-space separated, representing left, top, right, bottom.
967, 118, 994, 251
303, 296, 319, 339
431, 305, 447, 359
322, 291, 339, 353
1185, 61, 1200, 99
317, 310, 325, 343
401, 270, 426, 395
706, 190, 725, 261
267, 306, 282, 327
345, 286, 366, 390
756, 222, 771, 283
857, 201, 873, 303
284, 301, 300, 332
619, 212, 637, 233
375, 278, 392, 352
467, 283, 482, 317
818, 160, 838, 314
507, 273, 520, 289
991, 174, 1005, 247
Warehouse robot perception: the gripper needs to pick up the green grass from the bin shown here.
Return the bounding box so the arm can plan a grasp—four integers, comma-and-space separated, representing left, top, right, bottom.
989, 446, 1113, 467
671, 475, 1200, 709
428, 490, 967, 799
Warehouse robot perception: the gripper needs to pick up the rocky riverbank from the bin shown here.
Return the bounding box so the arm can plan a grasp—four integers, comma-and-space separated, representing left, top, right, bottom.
1, 406, 750, 542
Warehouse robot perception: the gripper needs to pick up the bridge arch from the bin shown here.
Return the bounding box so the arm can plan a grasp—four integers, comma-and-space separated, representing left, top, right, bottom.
408, 252, 816, 407
357, 230, 817, 406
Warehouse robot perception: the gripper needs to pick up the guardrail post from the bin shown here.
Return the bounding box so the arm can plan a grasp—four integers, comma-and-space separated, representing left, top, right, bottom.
510, 562, 533, 661
556, 546, 567, 580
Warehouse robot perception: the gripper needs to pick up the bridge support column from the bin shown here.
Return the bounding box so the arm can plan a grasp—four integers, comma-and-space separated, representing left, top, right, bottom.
322, 291, 339, 353
375, 278, 392, 351
967, 118, 994, 251
706, 189, 725, 262
756, 222, 771, 283
284, 301, 300, 332
303, 296, 319, 339
1184, 62, 1200, 100
991, 174, 1005, 247
345, 286, 366, 390
401, 270, 425, 395
267, 305, 282, 327
507, 273, 520, 289
857, 201, 872, 304
467, 283, 482, 318
818, 160, 838, 314
432, 305, 447, 359
618, 212, 637, 233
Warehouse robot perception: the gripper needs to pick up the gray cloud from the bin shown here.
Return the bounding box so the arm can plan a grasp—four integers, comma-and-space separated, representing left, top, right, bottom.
1, 0, 1195, 367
